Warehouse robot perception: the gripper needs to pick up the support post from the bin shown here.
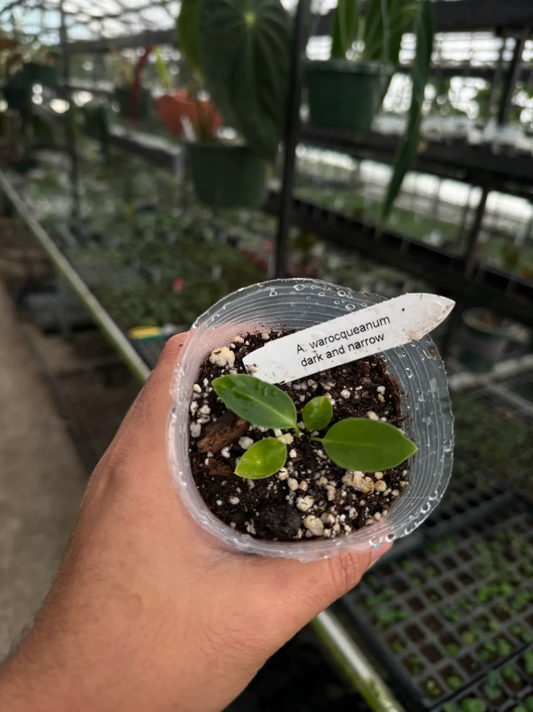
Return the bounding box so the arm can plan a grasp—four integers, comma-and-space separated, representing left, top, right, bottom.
464, 184, 490, 277
59, 0, 82, 226
271, 0, 311, 279
498, 30, 528, 126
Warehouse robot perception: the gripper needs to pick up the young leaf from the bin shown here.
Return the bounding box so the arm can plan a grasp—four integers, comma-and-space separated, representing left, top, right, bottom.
316, 418, 417, 471
235, 438, 287, 479
302, 397, 333, 431
153, 46, 171, 91
331, 0, 359, 60
177, 0, 203, 80
198, 0, 291, 160
213, 374, 297, 431
381, 0, 434, 221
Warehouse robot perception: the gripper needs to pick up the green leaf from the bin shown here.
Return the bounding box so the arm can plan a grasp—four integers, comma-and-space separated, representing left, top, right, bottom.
364, 0, 418, 65
316, 418, 417, 471
302, 396, 333, 431
235, 438, 287, 479
177, 0, 203, 79
331, 0, 359, 59
213, 374, 297, 430
381, 0, 433, 221
198, 0, 291, 160
154, 46, 171, 91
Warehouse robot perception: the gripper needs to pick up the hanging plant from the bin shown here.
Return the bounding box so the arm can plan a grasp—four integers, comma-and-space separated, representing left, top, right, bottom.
306, 0, 434, 222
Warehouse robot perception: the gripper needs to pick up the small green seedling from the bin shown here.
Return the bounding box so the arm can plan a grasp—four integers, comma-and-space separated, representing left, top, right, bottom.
447, 675, 462, 690
502, 666, 521, 685
213, 374, 417, 478
460, 699, 487, 712
483, 670, 503, 700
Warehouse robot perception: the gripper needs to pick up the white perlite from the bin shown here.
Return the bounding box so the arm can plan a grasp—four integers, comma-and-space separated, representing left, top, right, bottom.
366, 411, 379, 420
340, 389, 351, 399
375, 480, 387, 493
198, 404, 211, 416
342, 470, 375, 494
277, 433, 294, 445
238, 436, 254, 450
303, 515, 325, 536
229, 497, 240, 505
190, 422, 202, 438
193, 383, 202, 394
296, 496, 315, 512
287, 478, 299, 491
209, 346, 235, 368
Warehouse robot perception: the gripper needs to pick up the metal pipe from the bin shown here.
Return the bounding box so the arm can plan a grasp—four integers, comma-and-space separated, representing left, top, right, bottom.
311, 610, 405, 712
271, 0, 311, 279
498, 29, 529, 126
464, 184, 490, 276
0, 171, 150, 384
59, 0, 82, 226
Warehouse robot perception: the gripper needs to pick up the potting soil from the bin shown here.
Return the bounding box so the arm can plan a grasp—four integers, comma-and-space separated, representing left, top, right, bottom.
189, 331, 409, 542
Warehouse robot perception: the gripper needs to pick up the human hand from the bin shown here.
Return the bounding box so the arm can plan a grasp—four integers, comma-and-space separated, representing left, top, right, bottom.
0, 334, 389, 712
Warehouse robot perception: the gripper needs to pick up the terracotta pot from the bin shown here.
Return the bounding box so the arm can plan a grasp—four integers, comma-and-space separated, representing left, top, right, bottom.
156, 91, 222, 137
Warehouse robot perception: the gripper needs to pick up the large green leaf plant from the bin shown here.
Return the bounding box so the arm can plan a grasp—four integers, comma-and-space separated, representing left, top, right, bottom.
177, 0, 291, 161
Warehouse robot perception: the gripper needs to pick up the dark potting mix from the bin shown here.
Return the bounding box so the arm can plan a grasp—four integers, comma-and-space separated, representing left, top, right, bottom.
188, 331, 410, 542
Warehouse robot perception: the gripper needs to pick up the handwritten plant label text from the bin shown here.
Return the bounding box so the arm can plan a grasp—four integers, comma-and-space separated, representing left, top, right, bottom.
243, 293, 455, 385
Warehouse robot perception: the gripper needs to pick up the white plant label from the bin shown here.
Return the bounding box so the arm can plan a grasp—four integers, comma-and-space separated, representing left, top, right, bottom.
243, 293, 455, 384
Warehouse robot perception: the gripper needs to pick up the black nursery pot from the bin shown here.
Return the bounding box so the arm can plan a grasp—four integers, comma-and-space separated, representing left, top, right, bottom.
305, 60, 392, 134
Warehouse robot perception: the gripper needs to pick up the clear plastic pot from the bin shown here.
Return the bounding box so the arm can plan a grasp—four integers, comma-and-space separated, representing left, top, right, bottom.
167, 279, 454, 562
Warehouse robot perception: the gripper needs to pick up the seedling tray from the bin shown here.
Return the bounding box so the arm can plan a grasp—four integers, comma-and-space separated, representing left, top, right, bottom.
434, 644, 533, 712
424, 454, 514, 535
452, 388, 533, 501
131, 335, 170, 370
341, 501, 533, 712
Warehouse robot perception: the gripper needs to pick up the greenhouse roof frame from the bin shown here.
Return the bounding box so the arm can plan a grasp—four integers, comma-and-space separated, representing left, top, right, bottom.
0, 0, 180, 44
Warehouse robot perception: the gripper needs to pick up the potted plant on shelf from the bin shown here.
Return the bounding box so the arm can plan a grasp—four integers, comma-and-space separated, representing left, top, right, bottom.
24, 48, 59, 87
110, 50, 152, 122
306, 0, 434, 220
154, 27, 222, 139
176, 0, 291, 210
458, 308, 511, 373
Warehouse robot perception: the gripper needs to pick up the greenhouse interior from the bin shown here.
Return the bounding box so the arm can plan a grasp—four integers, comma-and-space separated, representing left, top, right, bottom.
0, 0, 533, 711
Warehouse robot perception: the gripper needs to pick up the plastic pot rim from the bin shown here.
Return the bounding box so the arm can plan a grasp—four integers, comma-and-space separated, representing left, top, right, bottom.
304, 58, 394, 76
462, 308, 512, 338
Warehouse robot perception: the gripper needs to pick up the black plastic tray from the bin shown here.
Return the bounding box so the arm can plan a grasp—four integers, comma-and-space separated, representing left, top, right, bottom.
433, 644, 533, 712
424, 454, 514, 536
341, 501, 533, 712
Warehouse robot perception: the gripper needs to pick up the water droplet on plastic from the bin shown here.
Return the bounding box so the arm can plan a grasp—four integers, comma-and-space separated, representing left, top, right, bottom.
345, 304, 355, 311
405, 367, 412, 378
338, 290, 346, 297
269, 289, 277, 297
294, 284, 304, 291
